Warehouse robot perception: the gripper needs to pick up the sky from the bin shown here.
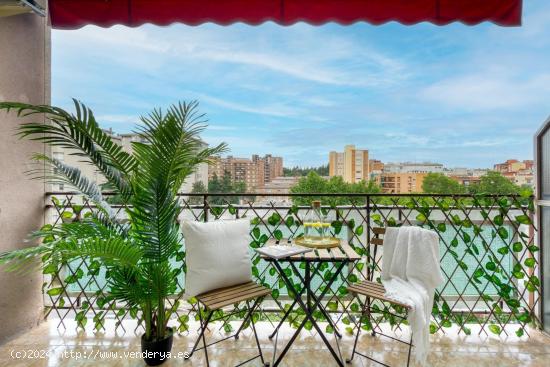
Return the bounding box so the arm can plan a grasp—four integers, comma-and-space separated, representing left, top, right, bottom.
52, 1, 550, 169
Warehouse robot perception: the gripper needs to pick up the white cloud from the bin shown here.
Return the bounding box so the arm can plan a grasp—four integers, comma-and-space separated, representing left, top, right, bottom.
54, 24, 407, 88
420, 72, 550, 111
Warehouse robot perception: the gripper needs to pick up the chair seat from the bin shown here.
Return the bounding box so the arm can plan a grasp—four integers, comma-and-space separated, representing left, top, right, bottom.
348, 280, 411, 309
196, 281, 271, 310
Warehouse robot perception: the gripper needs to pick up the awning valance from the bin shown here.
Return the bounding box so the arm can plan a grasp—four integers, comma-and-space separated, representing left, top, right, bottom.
49, 0, 522, 30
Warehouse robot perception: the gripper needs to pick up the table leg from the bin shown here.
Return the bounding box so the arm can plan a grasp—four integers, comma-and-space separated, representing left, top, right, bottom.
268, 261, 323, 339
272, 261, 346, 367
293, 262, 342, 338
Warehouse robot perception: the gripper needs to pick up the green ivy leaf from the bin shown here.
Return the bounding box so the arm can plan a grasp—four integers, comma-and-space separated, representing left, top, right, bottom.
285, 216, 295, 227
497, 246, 509, 255
355, 225, 364, 236
473, 268, 484, 278
347, 274, 358, 283
437, 223, 446, 232
485, 262, 496, 271
497, 227, 508, 239
268, 213, 281, 226
252, 227, 261, 239
524, 258, 536, 268
47, 287, 63, 296
274, 229, 283, 241
331, 220, 343, 235
488, 324, 501, 335
512, 271, 525, 279
493, 215, 504, 226
512, 242, 523, 252
43, 263, 58, 275
223, 323, 234, 333
515, 215, 531, 225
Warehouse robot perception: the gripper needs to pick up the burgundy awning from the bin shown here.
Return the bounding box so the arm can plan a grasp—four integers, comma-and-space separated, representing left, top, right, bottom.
49, 0, 522, 30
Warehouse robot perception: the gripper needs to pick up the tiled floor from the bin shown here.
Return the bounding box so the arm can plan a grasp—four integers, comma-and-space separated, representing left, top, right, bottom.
0, 318, 549, 366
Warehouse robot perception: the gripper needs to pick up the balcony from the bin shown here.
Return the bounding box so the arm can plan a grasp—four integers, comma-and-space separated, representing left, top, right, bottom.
4, 191, 542, 366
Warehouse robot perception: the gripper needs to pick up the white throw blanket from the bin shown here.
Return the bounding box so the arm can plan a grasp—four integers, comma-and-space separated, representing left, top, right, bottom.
381, 226, 444, 365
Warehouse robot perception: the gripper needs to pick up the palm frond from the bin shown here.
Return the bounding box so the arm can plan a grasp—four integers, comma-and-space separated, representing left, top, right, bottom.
134, 101, 228, 195
108, 267, 149, 307
29, 153, 116, 220
0, 100, 134, 195
55, 237, 142, 268
0, 243, 51, 274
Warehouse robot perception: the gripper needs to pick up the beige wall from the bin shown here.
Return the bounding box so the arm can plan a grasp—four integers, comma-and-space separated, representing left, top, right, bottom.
0, 7, 50, 343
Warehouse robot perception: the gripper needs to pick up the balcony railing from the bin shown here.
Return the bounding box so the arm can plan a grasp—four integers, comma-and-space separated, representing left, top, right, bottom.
42, 192, 541, 338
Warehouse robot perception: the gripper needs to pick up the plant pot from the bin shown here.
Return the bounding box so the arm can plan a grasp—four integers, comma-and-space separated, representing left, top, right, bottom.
141, 327, 174, 366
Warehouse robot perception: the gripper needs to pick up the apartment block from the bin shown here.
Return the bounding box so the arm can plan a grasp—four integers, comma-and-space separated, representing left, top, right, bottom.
208, 154, 283, 191
383, 162, 443, 173
51, 130, 209, 193
253, 154, 283, 183
329, 145, 370, 183
378, 172, 427, 194
494, 159, 534, 187
445, 167, 488, 188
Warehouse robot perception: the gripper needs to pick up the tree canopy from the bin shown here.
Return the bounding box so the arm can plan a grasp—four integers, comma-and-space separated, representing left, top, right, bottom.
284, 164, 329, 177
290, 171, 381, 206
207, 171, 249, 204
422, 173, 465, 194
468, 170, 526, 195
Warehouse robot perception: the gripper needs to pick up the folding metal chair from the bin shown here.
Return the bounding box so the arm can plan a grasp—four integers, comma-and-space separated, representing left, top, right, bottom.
346, 227, 413, 367
185, 281, 271, 366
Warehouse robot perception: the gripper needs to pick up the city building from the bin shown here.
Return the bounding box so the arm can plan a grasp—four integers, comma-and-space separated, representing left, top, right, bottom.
374, 161, 442, 193
494, 159, 534, 187
255, 176, 301, 204
253, 154, 283, 184
494, 159, 534, 173
50, 130, 209, 194
329, 145, 370, 183
383, 161, 443, 174
208, 154, 283, 191
368, 159, 384, 180
377, 172, 427, 194
444, 167, 489, 188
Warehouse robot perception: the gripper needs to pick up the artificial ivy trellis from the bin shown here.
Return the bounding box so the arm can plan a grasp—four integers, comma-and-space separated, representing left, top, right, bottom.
43, 193, 540, 338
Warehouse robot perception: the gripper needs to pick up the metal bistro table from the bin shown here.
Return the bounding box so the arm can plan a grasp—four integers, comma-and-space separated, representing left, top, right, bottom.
259, 238, 361, 366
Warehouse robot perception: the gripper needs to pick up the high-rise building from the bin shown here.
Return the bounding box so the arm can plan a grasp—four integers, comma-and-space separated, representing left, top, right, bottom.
253, 154, 283, 184
329, 145, 370, 183
208, 154, 283, 191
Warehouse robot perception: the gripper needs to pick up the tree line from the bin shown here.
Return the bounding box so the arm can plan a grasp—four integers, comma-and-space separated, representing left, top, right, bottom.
189, 171, 250, 204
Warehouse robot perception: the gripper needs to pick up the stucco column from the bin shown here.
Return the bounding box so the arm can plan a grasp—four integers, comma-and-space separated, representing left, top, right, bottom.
0, 4, 50, 344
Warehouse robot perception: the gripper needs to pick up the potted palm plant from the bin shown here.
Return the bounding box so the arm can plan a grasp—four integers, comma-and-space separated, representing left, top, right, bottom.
0, 100, 227, 366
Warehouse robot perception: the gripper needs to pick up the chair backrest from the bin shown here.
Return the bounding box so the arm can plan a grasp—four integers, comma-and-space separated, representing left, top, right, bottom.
370, 227, 386, 246
368, 227, 386, 281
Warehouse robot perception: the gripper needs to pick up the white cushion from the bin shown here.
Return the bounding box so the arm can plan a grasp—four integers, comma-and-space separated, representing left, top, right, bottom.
181, 219, 252, 297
